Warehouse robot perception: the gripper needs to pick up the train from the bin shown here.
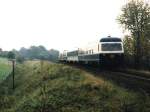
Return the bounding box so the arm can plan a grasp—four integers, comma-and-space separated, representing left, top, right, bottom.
59, 36, 124, 66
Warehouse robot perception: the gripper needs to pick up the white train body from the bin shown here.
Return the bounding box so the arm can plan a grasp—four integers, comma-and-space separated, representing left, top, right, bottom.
59, 37, 124, 65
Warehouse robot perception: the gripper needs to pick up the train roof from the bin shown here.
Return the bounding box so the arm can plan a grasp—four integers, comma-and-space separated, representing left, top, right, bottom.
100, 37, 122, 42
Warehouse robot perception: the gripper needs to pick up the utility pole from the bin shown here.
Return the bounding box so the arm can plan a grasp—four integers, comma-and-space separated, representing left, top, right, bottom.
12, 60, 15, 90
9, 59, 16, 90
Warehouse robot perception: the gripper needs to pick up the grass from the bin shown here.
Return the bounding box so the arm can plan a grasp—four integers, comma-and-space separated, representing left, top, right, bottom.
0, 60, 150, 112
0, 57, 11, 81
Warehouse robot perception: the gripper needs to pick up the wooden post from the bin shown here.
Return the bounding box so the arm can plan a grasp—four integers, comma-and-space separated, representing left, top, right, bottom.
12, 60, 15, 90
9, 58, 16, 90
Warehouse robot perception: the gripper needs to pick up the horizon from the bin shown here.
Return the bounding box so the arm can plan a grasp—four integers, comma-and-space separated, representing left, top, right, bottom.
0, 36, 124, 52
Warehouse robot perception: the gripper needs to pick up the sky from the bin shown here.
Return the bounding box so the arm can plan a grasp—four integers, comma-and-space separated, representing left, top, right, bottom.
0, 0, 142, 51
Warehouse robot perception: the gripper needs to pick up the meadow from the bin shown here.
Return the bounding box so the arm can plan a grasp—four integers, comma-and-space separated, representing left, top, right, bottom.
0, 60, 149, 112
0, 58, 11, 81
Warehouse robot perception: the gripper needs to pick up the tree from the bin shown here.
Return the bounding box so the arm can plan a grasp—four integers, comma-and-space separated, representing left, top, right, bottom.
49, 49, 59, 61
123, 35, 134, 56
123, 35, 136, 67
0, 48, 2, 52
117, 0, 150, 68
18, 46, 59, 61
0, 51, 8, 57
19, 47, 29, 58
16, 55, 25, 63
7, 51, 15, 59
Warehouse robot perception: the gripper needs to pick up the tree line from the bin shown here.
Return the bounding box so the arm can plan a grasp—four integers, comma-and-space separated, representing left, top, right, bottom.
0, 45, 59, 62
117, 0, 150, 70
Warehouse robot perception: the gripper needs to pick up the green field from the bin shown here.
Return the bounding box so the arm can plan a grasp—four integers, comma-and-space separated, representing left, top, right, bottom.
0, 58, 12, 81
0, 61, 150, 112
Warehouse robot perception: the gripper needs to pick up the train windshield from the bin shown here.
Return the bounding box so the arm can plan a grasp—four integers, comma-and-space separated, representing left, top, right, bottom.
100, 38, 122, 42
101, 43, 122, 51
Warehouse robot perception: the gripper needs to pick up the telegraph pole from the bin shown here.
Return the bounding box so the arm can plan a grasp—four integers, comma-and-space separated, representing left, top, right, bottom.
12, 59, 15, 90
9, 59, 16, 90
7, 51, 16, 90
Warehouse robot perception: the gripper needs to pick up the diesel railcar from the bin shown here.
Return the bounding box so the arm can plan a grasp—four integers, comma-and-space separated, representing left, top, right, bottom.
59, 36, 124, 66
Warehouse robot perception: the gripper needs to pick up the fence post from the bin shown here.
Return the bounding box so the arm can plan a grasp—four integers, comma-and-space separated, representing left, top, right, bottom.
12, 60, 15, 90
9, 59, 16, 90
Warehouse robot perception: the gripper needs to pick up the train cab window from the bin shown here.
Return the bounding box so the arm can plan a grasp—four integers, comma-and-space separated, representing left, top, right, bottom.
101, 43, 122, 51
100, 38, 122, 42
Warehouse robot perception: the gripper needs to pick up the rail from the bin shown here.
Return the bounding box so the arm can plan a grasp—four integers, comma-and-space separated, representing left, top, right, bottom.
65, 63, 150, 94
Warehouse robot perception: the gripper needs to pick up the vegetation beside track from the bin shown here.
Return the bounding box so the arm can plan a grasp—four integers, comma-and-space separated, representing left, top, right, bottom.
117, 69, 150, 78
0, 61, 150, 112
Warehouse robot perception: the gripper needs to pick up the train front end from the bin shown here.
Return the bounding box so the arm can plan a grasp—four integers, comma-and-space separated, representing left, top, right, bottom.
99, 37, 124, 66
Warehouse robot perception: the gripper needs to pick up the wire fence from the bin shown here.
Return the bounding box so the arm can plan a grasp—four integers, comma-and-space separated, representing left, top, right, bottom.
0, 60, 12, 82
0, 71, 12, 82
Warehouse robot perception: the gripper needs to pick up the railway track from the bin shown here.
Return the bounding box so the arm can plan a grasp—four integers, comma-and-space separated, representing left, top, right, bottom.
102, 70, 150, 94
66, 63, 150, 95
107, 71, 150, 81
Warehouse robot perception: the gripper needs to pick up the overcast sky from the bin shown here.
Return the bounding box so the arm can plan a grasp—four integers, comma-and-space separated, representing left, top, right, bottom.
0, 0, 139, 51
